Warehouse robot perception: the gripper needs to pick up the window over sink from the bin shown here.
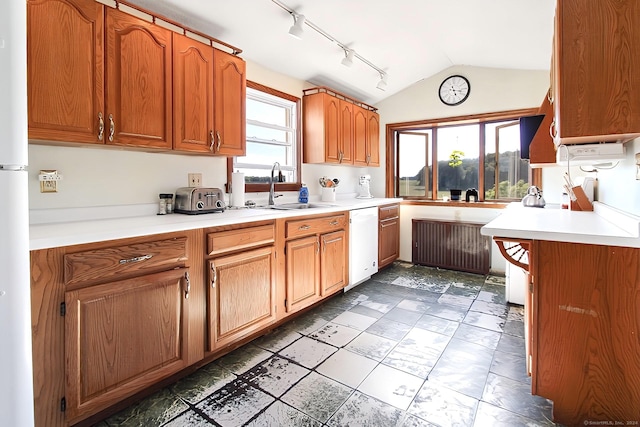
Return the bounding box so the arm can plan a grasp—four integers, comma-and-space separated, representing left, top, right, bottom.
228, 81, 302, 193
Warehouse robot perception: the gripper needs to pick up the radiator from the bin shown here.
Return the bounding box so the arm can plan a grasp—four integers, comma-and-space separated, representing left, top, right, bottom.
412, 219, 490, 275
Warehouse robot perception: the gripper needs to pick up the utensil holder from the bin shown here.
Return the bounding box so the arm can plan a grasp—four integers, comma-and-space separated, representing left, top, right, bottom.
321, 187, 336, 202
570, 186, 594, 211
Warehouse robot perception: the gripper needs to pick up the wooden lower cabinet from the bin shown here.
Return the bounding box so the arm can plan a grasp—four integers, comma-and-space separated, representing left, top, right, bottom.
64, 268, 190, 424
378, 204, 400, 269
320, 230, 347, 296
285, 235, 321, 313
527, 240, 640, 425
208, 246, 276, 350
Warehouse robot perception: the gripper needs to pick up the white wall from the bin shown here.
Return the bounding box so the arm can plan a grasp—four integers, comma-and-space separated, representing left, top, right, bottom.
373, 66, 550, 273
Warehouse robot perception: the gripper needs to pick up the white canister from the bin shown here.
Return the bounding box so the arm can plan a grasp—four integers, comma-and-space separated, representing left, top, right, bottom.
321, 187, 336, 202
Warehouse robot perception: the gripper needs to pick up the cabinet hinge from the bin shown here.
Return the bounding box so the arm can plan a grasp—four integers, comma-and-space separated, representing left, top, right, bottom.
60, 302, 66, 317
60, 397, 66, 412
529, 282, 534, 293
284, 299, 287, 307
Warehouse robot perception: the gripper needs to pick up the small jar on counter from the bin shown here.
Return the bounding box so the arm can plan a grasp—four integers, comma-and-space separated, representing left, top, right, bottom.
158, 193, 173, 215
561, 192, 569, 209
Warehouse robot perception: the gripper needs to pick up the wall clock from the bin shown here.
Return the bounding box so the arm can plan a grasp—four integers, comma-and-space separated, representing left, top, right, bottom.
438, 75, 470, 106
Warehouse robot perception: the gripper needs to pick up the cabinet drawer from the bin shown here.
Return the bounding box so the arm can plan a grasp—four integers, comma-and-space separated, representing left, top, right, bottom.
207, 224, 275, 256
379, 204, 399, 220
286, 214, 346, 239
64, 237, 188, 287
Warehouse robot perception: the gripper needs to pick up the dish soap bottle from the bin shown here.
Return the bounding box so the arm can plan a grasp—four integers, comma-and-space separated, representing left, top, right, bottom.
298, 183, 309, 203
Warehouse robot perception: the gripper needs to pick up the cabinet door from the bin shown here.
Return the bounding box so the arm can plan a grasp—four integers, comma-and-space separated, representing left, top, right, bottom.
320, 230, 347, 296
173, 33, 214, 153
64, 268, 189, 424
367, 111, 380, 166
338, 100, 353, 164
27, 0, 104, 144
106, 8, 172, 149
323, 95, 341, 163
379, 217, 399, 268
285, 235, 320, 313
353, 106, 368, 165
213, 49, 246, 155
208, 246, 276, 350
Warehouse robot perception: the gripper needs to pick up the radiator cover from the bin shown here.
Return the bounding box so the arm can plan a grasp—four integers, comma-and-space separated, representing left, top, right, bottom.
412, 219, 490, 275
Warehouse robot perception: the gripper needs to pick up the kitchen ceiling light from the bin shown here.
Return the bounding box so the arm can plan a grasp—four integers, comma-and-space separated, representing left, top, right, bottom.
376, 73, 388, 91
272, 0, 387, 90
341, 49, 355, 67
288, 13, 305, 39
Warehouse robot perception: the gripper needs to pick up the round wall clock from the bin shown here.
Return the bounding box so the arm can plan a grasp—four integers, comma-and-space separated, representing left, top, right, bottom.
438, 75, 470, 106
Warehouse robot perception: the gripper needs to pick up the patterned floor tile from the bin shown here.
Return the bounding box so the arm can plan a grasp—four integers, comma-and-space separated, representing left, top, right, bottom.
437, 293, 475, 309
170, 362, 236, 404
496, 333, 526, 356
195, 379, 274, 427
281, 372, 353, 422
490, 351, 530, 384
382, 307, 424, 325
326, 391, 404, 427
463, 311, 506, 332
253, 328, 303, 353
316, 349, 378, 388
348, 304, 385, 319
482, 373, 554, 422
358, 364, 423, 410
407, 381, 479, 426
452, 323, 502, 350
423, 302, 469, 322
162, 410, 213, 427
331, 311, 378, 330
241, 355, 310, 397
345, 331, 398, 361
245, 401, 322, 427
444, 281, 482, 298
366, 317, 412, 341
473, 401, 555, 427
396, 299, 431, 313
215, 344, 273, 375
382, 328, 450, 378
279, 336, 337, 369
397, 413, 439, 426
469, 299, 509, 318
309, 322, 361, 347
104, 389, 188, 427
415, 313, 459, 336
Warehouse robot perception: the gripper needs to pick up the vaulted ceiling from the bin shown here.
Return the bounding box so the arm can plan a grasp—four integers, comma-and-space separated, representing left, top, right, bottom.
125, 0, 556, 105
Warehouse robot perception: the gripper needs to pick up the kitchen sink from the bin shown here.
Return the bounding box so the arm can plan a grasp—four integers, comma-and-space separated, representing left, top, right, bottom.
265, 202, 336, 210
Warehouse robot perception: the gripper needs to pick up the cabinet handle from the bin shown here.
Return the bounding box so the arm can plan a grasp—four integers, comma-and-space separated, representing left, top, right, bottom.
316, 240, 319, 254
338, 151, 343, 163
209, 130, 215, 152
549, 119, 557, 139
366, 154, 371, 164
322, 239, 326, 253
216, 131, 222, 152
547, 87, 553, 104
119, 254, 152, 264
97, 112, 104, 141
211, 263, 217, 288
183, 271, 191, 299
108, 114, 115, 142
298, 225, 311, 230
329, 221, 339, 226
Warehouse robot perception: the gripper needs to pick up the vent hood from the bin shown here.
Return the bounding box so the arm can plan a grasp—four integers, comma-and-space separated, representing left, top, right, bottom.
556, 143, 626, 166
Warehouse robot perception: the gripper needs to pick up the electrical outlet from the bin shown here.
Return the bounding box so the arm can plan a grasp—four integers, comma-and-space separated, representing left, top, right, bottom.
188, 173, 202, 187
636, 153, 640, 180
39, 170, 61, 193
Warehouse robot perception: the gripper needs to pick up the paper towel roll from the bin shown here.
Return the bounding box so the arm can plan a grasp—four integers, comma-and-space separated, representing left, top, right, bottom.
231, 172, 245, 207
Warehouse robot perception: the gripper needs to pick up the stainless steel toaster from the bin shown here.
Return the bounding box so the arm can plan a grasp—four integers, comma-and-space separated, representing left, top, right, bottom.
174, 187, 226, 214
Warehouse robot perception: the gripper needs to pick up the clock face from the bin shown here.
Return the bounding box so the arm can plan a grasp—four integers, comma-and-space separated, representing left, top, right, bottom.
438, 75, 470, 106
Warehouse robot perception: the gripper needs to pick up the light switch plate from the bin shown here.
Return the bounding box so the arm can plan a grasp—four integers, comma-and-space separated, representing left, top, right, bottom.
636, 154, 640, 180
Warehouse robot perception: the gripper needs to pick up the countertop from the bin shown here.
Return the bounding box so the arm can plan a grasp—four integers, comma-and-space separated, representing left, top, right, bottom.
480, 202, 640, 248
29, 197, 402, 251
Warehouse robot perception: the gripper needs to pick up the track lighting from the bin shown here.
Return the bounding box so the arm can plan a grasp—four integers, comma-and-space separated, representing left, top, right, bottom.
341, 49, 355, 67
376, 73, 388, 91
288, 13, 305, 39
273, 0, 387, 90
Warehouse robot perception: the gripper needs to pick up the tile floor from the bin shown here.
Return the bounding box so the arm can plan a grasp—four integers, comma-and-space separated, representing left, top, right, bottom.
96, 263, 558, 427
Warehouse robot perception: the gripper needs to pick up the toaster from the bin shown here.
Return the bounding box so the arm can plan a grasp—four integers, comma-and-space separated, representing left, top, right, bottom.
174, 187, 226, 214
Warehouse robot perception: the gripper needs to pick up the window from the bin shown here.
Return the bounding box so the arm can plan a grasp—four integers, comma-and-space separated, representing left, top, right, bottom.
228, 82, 301, 192
388, 109, 539, 202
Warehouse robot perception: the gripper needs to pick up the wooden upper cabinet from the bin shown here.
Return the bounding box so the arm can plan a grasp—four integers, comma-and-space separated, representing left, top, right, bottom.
173, 33, 215, 153
367, 111, 380, 166
213, 49, 246, 156
338, 100, 354, 164
27, 0, 105, 143
528, 94, 556, 167
354, 108, 380, 167
552, 0, 640, 144
105, 8, 172, 149
353, 106, 367, 165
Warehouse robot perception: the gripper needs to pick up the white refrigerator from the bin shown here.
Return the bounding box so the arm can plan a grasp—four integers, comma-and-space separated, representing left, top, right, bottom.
0, 0, 35, 425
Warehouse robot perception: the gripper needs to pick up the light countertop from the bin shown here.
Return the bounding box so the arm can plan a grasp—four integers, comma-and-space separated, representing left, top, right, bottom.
480, 202, 640, 248
29, 197, 401, 251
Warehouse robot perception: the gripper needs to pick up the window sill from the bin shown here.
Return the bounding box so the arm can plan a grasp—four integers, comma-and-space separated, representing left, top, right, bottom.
402, 200, 509, 209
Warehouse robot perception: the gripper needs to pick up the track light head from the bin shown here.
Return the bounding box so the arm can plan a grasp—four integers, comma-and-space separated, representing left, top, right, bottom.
341, 49, 355, 67
376, 73, 388, 91
288, 13, 306, 39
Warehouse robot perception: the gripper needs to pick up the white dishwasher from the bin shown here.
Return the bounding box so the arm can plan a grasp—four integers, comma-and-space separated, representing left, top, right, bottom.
346, 207, 379, 291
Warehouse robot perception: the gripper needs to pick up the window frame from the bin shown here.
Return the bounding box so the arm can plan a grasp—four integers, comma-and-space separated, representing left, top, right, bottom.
385, 108, 542, 202
226, 81, 302, 193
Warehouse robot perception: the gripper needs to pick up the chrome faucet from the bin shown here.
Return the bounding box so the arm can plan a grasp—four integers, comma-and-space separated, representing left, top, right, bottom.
269, 162, 283, 205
